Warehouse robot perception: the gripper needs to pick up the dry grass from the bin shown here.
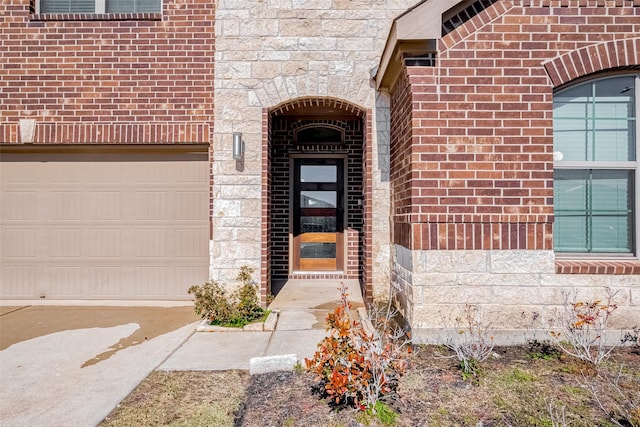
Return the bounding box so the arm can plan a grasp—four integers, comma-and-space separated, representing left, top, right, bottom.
99, 370, 248, 427
99, 346, 640, 427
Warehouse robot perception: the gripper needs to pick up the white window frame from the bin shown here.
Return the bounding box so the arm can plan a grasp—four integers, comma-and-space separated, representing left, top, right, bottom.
553, 73, 640, 258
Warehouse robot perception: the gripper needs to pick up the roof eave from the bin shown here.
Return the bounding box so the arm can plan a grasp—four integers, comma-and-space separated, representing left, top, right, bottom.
375, 0, 465, 91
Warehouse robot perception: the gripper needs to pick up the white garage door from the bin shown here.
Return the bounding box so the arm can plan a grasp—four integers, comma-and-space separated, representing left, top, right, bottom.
0, 147, 210, 300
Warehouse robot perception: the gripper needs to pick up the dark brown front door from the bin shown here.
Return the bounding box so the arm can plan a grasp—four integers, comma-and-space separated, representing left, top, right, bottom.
292, 158, 344, 272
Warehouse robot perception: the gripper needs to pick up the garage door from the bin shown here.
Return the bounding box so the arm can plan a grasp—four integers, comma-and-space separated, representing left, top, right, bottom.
0, 147, 209, 300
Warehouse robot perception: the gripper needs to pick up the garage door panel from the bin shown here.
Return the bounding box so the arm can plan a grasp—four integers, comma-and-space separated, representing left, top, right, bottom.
136, 191, 168, 221
87, 230, 122, 257
51, 191, 83, 220
2, 229, 38, 258
49, 229, 83, 257
174, 229, 209, 257
134, 229, 167, 257
2, 191, 37, 220
134, 266, 169, 297
88, 192, 121, 220
88, 266, 123, 297
49, 266, 83, 297
1, 266, 38, 297
0, 149, 209, 300
175, 191, 208, 221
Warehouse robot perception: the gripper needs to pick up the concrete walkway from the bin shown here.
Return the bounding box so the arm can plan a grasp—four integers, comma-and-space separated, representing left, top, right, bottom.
0, 280, 363, 426
160, 279, 363, 371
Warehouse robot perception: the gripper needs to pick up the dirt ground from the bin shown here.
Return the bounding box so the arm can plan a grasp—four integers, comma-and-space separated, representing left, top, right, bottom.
100, 344, 640, 427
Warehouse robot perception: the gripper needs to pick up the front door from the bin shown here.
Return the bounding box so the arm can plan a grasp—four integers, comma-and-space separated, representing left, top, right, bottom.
292, 158, 344, 272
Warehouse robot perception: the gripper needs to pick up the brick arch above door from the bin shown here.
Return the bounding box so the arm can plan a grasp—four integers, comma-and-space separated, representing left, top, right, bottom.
259, 97, 374, 304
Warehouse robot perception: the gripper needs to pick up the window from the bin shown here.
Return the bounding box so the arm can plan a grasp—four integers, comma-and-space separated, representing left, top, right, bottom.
553, 75, 638, 255
38, 0, 161, 13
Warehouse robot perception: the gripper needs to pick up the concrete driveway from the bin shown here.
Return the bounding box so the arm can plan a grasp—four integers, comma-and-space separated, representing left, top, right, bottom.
0, 303, 199, 427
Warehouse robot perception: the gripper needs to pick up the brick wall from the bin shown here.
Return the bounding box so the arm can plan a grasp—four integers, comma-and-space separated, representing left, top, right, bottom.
386, 0, 640, 343
0, 0, 215, 144
389, 0, 640, 253
268, 116, 365, 281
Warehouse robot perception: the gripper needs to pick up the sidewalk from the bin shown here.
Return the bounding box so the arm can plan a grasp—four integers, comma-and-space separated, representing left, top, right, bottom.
0, 280, 362, 426
160, 279, 364, 372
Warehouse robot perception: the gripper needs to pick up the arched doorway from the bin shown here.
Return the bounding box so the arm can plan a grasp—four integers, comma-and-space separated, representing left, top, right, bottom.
261, 98, 370, 299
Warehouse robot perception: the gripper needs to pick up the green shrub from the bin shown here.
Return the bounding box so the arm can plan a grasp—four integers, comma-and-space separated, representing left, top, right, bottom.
188, 266, 264, 327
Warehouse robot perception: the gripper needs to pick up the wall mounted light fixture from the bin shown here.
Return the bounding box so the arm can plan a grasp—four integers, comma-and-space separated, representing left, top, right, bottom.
232, 132, 244, 160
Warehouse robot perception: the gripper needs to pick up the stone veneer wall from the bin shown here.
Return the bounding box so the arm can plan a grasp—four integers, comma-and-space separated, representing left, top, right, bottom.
388, 0, 640, 343
395, 247, 640, 344
211, 0, 418, 297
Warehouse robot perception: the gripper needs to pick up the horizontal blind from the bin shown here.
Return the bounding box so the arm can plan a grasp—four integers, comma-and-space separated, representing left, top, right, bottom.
40, 0, 94, 13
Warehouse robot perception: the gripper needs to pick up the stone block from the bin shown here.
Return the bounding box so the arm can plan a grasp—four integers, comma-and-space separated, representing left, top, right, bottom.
611, 275, 640, 287
216, 61, 252, 79
213, 199, 242, 217
299, 37, 337, 51
329, 61, 354, 76
457, 273, 540, 287
631, 288, 640, 306
267, 0, 292, 7
419, 250, 489, 274
414, 273, 457, 287
261, 37, 299, 51
540, 274, 612, 288
279, 19, 322, 36
492, 286, 558, 305
249, 354, 298, 375
421, 286, 493, 305
251, 61, 283, 79
292, 0, 331, 9
321, 19, 368, 37
489, 250, 555, 274
238, 19, 279, 37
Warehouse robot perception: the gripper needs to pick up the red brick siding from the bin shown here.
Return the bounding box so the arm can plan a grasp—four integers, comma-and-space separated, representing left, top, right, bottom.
389, 70, 416, 249
389, 0, 640, 251
267, 116, 364, 281
544, 37, 640, 87
0, 0, 215, 144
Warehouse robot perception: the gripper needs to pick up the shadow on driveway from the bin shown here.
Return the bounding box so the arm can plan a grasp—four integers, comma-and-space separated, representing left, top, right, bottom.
0, 305, 201, 427
1, 306, 199, 365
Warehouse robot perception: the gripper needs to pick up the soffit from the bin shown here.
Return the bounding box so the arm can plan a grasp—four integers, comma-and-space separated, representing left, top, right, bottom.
375, 0, 465, 91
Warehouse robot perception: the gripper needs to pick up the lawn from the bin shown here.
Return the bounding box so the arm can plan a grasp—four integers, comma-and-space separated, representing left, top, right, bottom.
100, 344, 639, 427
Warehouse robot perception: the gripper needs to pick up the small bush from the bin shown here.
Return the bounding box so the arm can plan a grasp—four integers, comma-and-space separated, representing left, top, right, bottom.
442, 304, 495, 381
188, 266, 264, 327
547, 288, 620, 366
188, 281, 234, 323
305, 284, 410, 410
584, 365, 640, 427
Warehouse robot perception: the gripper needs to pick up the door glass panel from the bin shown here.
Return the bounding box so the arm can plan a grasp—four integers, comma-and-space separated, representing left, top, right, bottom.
300, 165, 337, 183
300, 243, 336, 259
300, 216, 336, 233
301, 191, 336, 208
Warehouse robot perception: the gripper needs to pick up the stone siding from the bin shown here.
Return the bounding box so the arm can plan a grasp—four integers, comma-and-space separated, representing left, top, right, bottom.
212, 0, 418, 292
399, 247, 640, 344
